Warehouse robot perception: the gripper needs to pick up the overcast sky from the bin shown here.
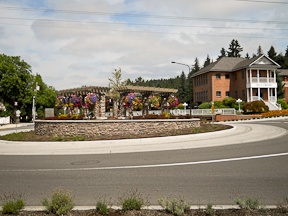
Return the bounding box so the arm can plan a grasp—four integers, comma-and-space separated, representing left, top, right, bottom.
0, 0, 287, 90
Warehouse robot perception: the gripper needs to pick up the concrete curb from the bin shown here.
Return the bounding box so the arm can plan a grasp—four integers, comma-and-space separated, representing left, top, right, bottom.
3, 205, 278, 211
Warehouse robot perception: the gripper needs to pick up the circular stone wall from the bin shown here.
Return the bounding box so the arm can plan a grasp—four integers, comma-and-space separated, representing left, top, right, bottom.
34, 119, 200, 137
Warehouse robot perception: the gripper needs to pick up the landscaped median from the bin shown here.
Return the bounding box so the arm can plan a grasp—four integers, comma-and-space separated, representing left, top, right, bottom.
0, 189, 287, 216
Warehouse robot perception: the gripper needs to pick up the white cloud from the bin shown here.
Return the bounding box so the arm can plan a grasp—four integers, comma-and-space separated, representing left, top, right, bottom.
0, 0, 287, 90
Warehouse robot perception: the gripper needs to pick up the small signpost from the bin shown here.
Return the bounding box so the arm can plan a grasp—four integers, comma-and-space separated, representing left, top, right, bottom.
15, 110, 21, 133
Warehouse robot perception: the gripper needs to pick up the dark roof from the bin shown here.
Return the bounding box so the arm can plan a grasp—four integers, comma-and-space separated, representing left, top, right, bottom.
192, 54, 280, 77
278, 69, 288, 76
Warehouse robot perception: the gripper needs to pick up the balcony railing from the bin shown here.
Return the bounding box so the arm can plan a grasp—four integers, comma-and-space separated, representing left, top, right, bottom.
248, 77, 275, 83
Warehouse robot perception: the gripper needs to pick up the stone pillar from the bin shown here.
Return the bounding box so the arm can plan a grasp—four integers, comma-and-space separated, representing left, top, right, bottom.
113, 100, 118, 118
141, 93, 150, 116
119, 93, 126, 117
94, 102, 99, 118
161, 94, 170, 113
99, 92, 107, 119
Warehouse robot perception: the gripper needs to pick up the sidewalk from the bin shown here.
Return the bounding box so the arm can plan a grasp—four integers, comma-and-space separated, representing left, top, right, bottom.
0, 119, 286, 155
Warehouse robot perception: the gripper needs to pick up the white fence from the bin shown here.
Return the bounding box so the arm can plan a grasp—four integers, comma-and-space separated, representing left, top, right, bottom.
0, 116, 10, 125
105, 108, 236, 117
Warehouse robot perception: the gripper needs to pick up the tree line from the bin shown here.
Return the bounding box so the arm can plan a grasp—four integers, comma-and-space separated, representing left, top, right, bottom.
127, 39, 288, 104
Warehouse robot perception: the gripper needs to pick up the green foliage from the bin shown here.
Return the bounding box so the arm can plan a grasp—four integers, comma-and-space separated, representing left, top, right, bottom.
243, 101, 269, 113
118, 189, 148, 211
158, 196, 190, 216
96, 201, 110, 215
177, 103, 184, 110
227, 39, 243, 57
235, 196, 259, 210
199, 102, 211, 109
277, 99, 288, 109
42, 189, 75, 216
206, 203, 213, 215
107, 68, 127, 101
0, 192, 26, 214
222, 97, 236, 107
276, 71, 285, 99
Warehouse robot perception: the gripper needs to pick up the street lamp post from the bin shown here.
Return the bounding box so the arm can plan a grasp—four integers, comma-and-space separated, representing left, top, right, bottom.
171, 61, 192, 115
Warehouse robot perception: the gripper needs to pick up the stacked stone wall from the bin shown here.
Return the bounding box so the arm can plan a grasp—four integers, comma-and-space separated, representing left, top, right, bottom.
34, 119, 200, 137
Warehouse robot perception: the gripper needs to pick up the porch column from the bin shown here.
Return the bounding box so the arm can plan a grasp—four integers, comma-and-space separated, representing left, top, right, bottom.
275, 88, 278, 102
257, 69, 260, 83
246, 69, 249, 83
274, 69, 276, 83
250, 69, 252, 83
267, 69, 269, 83
250, 87, 253, 102
268, 87, 270, 102
247, 88, 250, 102
258, 88, 260, 100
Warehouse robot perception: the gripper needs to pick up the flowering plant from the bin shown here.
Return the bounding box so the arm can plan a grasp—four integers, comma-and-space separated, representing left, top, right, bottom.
148, 95, 161, 110
168, 95, 179, 109
55, 96, 68, 109
85, 93, 97, 106
124, 93, 142, 110
69, 95, 81, 107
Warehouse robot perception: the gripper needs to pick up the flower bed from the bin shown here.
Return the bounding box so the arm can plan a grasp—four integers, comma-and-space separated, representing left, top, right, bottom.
260, 110, 288, 117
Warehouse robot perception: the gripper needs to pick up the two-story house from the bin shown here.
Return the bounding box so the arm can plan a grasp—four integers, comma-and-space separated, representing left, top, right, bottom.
192, 54, 281, 110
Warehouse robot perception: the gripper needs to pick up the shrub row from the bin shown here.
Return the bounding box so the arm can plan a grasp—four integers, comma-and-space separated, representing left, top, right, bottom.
1, 189, 288, 216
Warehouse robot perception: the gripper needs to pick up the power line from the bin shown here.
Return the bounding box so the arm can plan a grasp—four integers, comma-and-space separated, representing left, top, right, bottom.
1, 16, 288, 31
0, 22, 287, 40
0, 5, 287, 25
236, 0, 288, 4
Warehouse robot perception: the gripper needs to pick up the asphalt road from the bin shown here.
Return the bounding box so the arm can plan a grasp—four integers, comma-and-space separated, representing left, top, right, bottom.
0, 120, 288, 206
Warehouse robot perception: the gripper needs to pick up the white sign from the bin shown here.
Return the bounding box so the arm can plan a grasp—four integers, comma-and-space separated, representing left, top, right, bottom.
255, 83, 273, 87
16, 110, 21, 117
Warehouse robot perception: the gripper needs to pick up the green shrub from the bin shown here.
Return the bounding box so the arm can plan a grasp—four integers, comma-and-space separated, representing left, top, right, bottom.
206, 203, 213, 215
118, 189, 148, 211
199, 102, 211, 109
42, 189, 75, 215
96, 201, 110, 215
235, 196, 259, 210
158, 196, 190, 216
243, 101, 269, 113
277, 99, 288, 109
0, 192, 26, 214
177, 103, 184, 110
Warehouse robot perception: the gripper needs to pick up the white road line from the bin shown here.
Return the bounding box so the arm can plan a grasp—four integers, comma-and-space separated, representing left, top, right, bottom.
1, 152, 288, 172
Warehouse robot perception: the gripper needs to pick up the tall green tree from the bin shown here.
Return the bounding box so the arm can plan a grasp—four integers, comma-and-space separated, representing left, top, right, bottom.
257, 45, 263, 55
227, 39, 243, 57
176, 71, 187, 103
245, 53, 250, 59
107, 68, 127, 101
267, 46, 277, 61
276, 71, 285, 99
34, 74, 57, 117
0, 54, 34, 120
203, 55, 211, 67
217, 48, 226, 60
193, 57, 200, 73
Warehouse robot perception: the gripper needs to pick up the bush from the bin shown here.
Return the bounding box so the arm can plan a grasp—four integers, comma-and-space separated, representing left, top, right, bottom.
0, 192, 26, 214
222, 97, 236, 107
277, 99, 288, 109
177, 103, 184, 110
235, 196, 259, 210
198, 102, 211, 109
243, 101, 269, 113
96, 199, 111, 215
42, 189, 75, 215
206, 203, 213, 215
158, 196, 190, 216
118, 189, 148, 211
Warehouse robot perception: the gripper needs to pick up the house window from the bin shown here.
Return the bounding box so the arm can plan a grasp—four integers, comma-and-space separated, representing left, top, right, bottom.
242, 90, 245, 97
235, 91, 238, 98
226, 91, 230, 97
216, 91, 221, 97
235, 73, 237, 80
242, 71, 244, 79
216, 74, 221, 79
225, 74, 230, 79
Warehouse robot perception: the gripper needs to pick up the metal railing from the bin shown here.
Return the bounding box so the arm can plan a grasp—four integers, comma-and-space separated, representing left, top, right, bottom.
0, 116, 10, 125
105, 108, 236, 117
248, 77, 275, 83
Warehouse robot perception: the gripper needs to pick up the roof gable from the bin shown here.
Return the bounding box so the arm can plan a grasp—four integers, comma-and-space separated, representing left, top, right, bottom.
249, 54, 280, 67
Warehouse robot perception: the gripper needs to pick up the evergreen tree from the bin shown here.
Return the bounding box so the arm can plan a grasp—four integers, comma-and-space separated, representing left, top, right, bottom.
177, 71, 187, 103
193, 57, 200, 73
227, 39, 243, 57
257, 45, 263, 55
267, 46, 277, 61
245, 53, 250, 59
276, 72, 285, 99
217, 48, 226, 60
283, 46, 288, 69
203, 55, 211, 67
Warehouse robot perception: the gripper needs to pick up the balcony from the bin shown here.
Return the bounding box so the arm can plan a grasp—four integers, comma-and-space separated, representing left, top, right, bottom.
246, 77, 277, 88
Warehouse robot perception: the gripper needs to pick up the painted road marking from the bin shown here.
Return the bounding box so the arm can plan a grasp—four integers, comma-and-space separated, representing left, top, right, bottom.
1, 152, 288, 172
